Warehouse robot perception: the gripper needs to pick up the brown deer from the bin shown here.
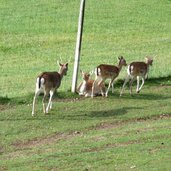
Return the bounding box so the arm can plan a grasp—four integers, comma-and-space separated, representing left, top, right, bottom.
77, 70, 106, 97
91, 56, 127, 97
120, 57, 153, 96
32, 61, 68, 116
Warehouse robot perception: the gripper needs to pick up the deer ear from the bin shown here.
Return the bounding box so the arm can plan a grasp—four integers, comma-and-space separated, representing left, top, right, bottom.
65, 63, 68, 67
118, 57, 121, 60
89, 70, 94, 76
145, 57, 148, 62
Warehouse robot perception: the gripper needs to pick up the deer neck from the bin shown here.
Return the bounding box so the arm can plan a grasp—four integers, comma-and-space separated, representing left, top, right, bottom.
59, 70, 65, 80
146, 63, 150, 73
117, 64, 123, 72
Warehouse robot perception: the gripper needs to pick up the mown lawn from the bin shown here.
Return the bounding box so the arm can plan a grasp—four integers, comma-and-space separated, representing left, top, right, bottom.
0, 0, 171, 170
0, 78, 171, 170
0, 0, 171, 98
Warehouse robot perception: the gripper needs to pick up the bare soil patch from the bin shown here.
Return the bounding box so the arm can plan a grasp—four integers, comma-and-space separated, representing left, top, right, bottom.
0, 104, 12, 112
12, 131, 83, 149
92, 114, 171, 131
12, 114, 170, 150
82, 140, 141, 153
0, 146, 5, 154
0, 102, 17, 112
154, 84, 171, 90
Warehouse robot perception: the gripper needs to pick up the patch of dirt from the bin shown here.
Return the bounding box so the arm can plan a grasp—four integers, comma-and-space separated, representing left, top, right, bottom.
82, 140, 141, 153
12, 114, 170, 150
154, 84, 171, 90
0, 166, 8, 171
0, 103, 16, 113
0, 104, 11, 112
159, 113, 171, 119
12, 131, 83, 149
0, 146, 4, 154
3, 150, 33, 160
159, 84, 171, 87
106, 140, 141, 148
91, 114, 171, 131
92, 136, 106, 142
53, 96, 87, 103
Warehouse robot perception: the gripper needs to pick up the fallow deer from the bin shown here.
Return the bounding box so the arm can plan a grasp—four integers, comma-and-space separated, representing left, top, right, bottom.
91, 56, 127, 97
120, 57, 153, 96
32, 61, 68, 116
77, 70, 106, 97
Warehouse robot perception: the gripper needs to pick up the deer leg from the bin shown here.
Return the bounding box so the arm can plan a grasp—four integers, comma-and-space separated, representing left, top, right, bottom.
120, 75, 130, 96
101, 84, 106, 96
46, 90, 54, 113
85, 92, 91, 97
50, 101, 52, 110
129, 77, 135, 95
91, 79, 99, 98
111, 78, 115, 93
137, 77, 145, 93
50, 89, 56, 109
105, 79, 113, 97
42, 91, 48, 114
136, 76, 140, 93
99, 83, 105, 97
32, 89, 41, 116
98, 79, 105, 96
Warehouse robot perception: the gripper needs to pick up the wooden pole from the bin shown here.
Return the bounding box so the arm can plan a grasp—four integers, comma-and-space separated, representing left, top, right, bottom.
72, 0, 86, 93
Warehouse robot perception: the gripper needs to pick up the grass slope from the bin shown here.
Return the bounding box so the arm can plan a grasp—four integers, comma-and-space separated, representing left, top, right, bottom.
0, 0, 171, 170
0, 0, 171, 98
0, 78, 171, 170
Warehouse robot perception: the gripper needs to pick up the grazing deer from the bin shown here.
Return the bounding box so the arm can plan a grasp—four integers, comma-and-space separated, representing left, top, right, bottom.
91, 56, 127, 97
120, 57, 153, 96
77, 70, 106, 97
32, 61, 68, 116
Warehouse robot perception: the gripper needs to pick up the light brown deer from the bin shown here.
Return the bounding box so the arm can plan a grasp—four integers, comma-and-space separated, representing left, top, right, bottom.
77, 70, 106, 97
32, 61, 68, 116
120, 57, 153, 96
91, 56, 127, 97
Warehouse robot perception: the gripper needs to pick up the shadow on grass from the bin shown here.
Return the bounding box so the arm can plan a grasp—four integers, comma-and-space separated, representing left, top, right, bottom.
116, 75, 171, 87
0, 75, 170, 105
0, 96, 11, 104
0, 91, 79, 105
59, 106, 143, 120
0, 94, 33, 105
0, 105, 143, 122
118, 92, 171, 100
89, 106, 143, 118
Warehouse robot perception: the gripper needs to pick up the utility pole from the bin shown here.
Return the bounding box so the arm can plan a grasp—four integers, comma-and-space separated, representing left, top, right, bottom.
72, 0, 86, 93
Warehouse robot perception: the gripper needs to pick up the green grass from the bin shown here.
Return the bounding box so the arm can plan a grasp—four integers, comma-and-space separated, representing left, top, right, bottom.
0, 80, 171, 170
0, 0, 171, 98
0, 0, 171, 170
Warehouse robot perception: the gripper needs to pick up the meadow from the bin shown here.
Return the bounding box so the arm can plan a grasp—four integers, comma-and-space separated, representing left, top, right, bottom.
0, 0, 171, 170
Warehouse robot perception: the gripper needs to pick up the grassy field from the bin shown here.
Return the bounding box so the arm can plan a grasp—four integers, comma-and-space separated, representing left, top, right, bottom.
0, 0, 171, 98
0, 0, 171, 170
0, 80, 171, 170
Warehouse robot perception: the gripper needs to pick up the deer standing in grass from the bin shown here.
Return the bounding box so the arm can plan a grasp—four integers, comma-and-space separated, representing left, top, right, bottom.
77, 70, 106, 97
32, 61, 68, 116
120, 57, 153, 96
91, 56, 127, 97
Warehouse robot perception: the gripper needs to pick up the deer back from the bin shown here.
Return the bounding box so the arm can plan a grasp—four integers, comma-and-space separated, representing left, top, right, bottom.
96, 64, 119, 78
128, 62, 148, 77
39, 72, 61, 89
